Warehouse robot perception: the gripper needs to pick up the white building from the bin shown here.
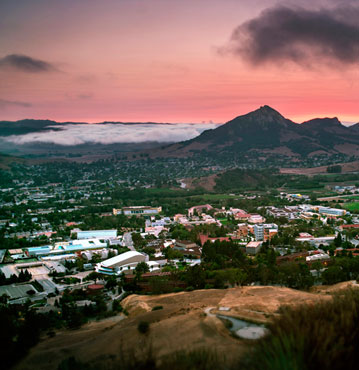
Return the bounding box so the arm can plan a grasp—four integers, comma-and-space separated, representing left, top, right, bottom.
77, 229, 117, 240
95, 251, 160, 275
113, 206, 162, 216
254, 225, 264, 241
246, 241, 263, 255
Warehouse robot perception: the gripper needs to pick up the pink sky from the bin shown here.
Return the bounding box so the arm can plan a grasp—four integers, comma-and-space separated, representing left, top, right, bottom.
0, 0, 358, 124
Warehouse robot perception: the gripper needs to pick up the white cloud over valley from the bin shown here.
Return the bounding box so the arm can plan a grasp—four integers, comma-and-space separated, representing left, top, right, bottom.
5, 122, 222, 146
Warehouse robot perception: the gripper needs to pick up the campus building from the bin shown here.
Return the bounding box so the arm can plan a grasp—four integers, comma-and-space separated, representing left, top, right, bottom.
77, 229, 117, 240
113, 206, 162, 216
253, 224, 278, 241
95, 251, 160, 275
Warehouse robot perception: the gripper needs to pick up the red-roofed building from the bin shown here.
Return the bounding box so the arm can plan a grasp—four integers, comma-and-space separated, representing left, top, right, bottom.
188, 204, 213, 217
234, 211, 251, 221
341, 224, 359, 230
199, 234, 230, 246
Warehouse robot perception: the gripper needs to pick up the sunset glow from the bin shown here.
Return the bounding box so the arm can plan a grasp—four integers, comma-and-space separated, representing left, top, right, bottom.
0, 0, 358, 123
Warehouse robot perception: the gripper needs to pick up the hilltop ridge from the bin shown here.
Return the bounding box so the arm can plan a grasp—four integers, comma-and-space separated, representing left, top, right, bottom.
151, 106, 359, 162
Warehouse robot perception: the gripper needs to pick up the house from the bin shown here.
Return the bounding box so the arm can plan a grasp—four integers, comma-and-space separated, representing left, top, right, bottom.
174, 240, 198, 250
176, 247, 202, 258
233, 210, 251, 221
188, 204, 213, 217
236, 224, 249, 238
341, 224, 359, 231
199, 234, 230, 246
246, 241, 263, 255
248, 214, 266, 224
306, 253, 330, 263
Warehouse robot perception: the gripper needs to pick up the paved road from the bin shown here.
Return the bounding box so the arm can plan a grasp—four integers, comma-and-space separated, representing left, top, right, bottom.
123, 232, 135, 251
204, 307, 216, 317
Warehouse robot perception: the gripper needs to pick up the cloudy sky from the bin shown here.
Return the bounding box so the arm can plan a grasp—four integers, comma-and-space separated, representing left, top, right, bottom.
0, 0, 358, 124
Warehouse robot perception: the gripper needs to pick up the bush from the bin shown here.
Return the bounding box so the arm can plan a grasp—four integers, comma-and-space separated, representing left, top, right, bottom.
112, 300, 123, 312
137, 321, 150, 334
57, 348, 223, 370
152, 305, 163, 311
238, 288, 359, 370
327, 165, 342, 173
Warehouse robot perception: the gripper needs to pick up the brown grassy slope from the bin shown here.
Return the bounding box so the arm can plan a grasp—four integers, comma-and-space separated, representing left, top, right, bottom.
0, 153, 26, 169
280, 160, 359, 175
15, 284, 347, 370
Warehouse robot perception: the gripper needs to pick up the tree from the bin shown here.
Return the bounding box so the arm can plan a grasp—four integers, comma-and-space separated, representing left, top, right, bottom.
105, 276, 118, 290
322, 265, 345, 285
112, 299, 123, 312
312, 261, 323, 280
278, 262, 314, 290
84, 271, 101, 284
214, 268, 247, 288
164, 247, 183, 260
334, 233, 342, 248
185, 265, 206, 289
132, 233, 146, 250
327, 165, 342, 173
135, 262, 149, 280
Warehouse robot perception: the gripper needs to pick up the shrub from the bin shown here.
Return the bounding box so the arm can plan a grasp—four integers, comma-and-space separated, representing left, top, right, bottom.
137, 321, 150, 334
238, 288, 359, 370
112, 300, 123, 312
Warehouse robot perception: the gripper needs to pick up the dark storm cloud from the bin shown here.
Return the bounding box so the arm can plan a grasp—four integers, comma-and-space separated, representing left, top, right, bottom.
0, 54, 56, 72
0, 99, 32, 109
223, 4, 359, 66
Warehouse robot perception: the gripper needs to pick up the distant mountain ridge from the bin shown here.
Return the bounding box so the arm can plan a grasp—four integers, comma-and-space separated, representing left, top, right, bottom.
2, 108, 359, 164
0, 119, 176, 137
155, 106, 359, 160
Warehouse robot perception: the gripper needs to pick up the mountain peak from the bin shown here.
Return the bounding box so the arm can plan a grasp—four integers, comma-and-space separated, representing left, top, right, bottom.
248, 105, 286, 121
230, 105, 290, 128
301, 117, 343, 128
258, 105, 280, 114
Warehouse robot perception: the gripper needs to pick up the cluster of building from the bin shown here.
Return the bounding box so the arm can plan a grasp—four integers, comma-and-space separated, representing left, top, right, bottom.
267, 205, 347, 221
113, 206, 162, 216
0, 194, 354, 307
332, 185, 359, 194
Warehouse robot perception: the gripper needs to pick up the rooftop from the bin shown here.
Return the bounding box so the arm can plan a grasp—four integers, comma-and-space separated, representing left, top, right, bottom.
101, 251, 144, 268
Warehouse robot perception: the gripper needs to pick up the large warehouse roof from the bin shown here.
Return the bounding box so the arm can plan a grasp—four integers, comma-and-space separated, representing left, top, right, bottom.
101, 251, 144, 268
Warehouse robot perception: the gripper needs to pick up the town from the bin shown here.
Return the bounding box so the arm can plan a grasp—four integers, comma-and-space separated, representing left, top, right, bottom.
2, 178, 359, 310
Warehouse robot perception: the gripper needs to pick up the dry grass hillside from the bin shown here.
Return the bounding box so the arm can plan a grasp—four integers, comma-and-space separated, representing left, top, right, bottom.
14, 284, 355, 370
280, 160, 359, 175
